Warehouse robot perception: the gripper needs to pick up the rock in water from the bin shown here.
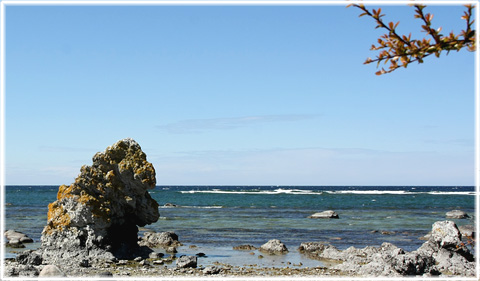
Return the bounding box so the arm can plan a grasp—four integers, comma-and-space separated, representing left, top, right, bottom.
445, 210, 469, 219
40, 138, 159, 261
259, 239, 288, 254
308, 210, 339, 219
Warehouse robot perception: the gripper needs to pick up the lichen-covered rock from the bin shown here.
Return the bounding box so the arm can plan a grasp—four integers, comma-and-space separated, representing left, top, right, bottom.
40, 138, 159, 261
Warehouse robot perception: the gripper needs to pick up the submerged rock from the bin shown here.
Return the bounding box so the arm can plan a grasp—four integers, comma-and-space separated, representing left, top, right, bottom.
259, 239, 288, 254
446, 210, 469, 219
233, 244, 258, 251
39, 138, 160, 262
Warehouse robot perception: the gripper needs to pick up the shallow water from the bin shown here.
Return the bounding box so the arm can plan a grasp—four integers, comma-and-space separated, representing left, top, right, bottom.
4, 185, 476, 267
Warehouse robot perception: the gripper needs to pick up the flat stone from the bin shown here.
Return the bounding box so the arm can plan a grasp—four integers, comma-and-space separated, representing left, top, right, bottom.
446, 210, 469, 219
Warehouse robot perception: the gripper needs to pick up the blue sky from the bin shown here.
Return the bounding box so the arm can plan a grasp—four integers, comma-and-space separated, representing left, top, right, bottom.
3, 2, 477, 186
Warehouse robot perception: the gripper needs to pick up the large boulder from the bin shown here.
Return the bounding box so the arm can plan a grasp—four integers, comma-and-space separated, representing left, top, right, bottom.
40, 138, 160, 261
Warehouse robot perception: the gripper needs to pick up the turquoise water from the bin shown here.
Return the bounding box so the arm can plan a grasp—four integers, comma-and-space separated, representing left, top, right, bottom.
4, 185, 476, 266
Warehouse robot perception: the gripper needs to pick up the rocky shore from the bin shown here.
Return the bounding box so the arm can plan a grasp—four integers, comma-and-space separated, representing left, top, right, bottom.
4, 219, 476, 278
3, 139, 477, 278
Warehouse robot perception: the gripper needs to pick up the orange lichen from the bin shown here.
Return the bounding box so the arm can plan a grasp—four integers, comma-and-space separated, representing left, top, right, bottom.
45, 202, 71, 234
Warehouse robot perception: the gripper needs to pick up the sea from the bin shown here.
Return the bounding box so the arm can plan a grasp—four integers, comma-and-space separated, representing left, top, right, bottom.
3, 185, 477, 268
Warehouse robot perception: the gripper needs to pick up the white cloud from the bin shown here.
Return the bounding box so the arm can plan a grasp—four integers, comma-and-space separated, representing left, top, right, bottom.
157, 114, 320, 134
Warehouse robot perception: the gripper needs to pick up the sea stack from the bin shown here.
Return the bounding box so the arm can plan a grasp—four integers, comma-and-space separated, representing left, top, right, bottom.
40, 138, 159, 261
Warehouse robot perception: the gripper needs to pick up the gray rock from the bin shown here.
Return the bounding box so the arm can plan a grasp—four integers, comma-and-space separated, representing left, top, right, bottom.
259, 239, 288, 254
308, 210, 339, 219
5, 230, 34, 243
203, 265, 220, 274
139, 231, 180, 248
39, 265, 66, 277
95, 271, 113, 277
7, 239, 25, 248
149, 252, 164, 259
166, 246, 177, 253
459, 224, 475, 238
446, 210, 469, 219
176, 255, 197, 268
298, 242, 343, 260
16, 250, 43, 265
303, 221, 475, 277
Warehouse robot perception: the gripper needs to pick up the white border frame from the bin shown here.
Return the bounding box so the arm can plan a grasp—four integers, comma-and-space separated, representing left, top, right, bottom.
0, 1, 478, 281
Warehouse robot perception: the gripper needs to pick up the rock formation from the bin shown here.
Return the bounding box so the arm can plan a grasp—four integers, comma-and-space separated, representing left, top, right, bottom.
40, 138, 160, 261
299, 220, 475, 276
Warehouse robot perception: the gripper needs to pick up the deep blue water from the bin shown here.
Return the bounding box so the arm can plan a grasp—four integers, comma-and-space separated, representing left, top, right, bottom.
4, 185, 476, 256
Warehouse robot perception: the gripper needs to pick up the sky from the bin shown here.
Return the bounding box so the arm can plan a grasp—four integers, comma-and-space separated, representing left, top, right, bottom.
3, 2, 477, 186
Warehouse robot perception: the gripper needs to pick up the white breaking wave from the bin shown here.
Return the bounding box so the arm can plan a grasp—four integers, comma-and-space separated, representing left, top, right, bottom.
159, 205, 223, 209
427, 191, 475, 196
180, 188, 321, 195
179, 189, 475, 196
325, 190, 410, 195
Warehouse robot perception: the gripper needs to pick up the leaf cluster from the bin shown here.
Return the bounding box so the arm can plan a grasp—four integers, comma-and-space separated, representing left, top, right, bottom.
349, 4, 476, 75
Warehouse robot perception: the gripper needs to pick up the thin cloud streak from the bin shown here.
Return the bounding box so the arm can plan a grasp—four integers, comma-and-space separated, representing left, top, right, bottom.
157, 114, 320, 134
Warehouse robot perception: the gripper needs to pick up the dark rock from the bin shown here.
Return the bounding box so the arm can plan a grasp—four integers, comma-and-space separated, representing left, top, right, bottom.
259, 239, 288, 254
446, 210, 469, 219
176, 255, 197, 268
233, 244, 257, 250
196, 252, 206, 257
95, 271, 114, 277
16, 250, 43, 265
164, 203, 179, 207
79, 259, 90, 267
308, 210, 339, 219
